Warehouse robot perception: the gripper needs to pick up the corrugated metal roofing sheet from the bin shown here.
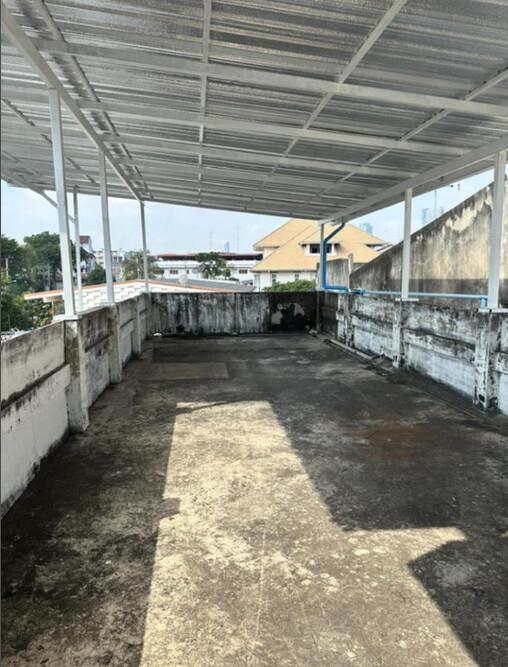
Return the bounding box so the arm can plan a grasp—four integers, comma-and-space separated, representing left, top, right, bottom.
1, 0, 507, 220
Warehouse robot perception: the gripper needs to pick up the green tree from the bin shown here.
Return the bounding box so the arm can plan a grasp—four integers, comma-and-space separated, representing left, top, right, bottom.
264, 279, 315, 292
87, 264, 107, 285
1, 235, 26, 281
196, 252, 231, 279
122, 251, 162, 280
23, 232, 62, 291
0, 271, 51, 330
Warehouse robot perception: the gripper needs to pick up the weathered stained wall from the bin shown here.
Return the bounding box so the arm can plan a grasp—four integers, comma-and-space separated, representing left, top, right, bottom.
322, 256, 352, 288
498, 318, 508, 415
1, 294, 151, 514
318, 292, 508, 414
1, 323, 70, 513
350, 182, 508, 305
81, 307, 111, 406
152, 292, 316, 335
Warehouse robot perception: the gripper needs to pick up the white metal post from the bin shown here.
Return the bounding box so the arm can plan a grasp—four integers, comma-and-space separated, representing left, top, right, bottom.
487, 150, 506, 309
73, 186, 83, 310
140, 201, 149, 293
319, 222, 325, 289
98, 150, 115, 304
48, 87, 75, 318
401, 187, 413, 299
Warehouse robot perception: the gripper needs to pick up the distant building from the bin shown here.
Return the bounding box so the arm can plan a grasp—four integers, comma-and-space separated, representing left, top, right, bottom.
95, 248, 126, 281
78, 235, 96, 274
252, 219, 388, 291
358, 222, 373, 235
155, 252, 262, 283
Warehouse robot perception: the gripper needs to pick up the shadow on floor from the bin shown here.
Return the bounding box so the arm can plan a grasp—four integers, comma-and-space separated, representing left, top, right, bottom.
2, 335, 508, 665
1, 355, 181, 666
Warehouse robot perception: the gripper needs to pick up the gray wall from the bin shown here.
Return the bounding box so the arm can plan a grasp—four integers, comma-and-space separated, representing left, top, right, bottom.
350, 182, 508, 305
318, 291, 508, 414
1, 293, 151, 515
152, 292, 316, 335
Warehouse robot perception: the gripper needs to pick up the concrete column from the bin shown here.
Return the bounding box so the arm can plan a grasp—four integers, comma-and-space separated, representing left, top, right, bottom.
73, 187, 84, 311
64, 319, 89, 432
474, 311, 502, 410
98, 151, 115, 305
401, 187, 413, 300
107, 305, 123, 384
487, 150, 506, 309
48, 88, 75, 318
140, 202, 149, 293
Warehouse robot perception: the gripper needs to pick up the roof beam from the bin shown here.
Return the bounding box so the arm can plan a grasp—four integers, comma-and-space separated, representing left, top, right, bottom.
2, 170, 75, 222
30, 0, 150, 198
197, 0, 212, 202
100, 132, 416, 179
322, 133, 508, 224
30, 37, 508, 118
0, 2, 142, 201
74, 99, 464, 157
309, 65, 508, 206
2, 97, 96, 185
247, 0, 408, 207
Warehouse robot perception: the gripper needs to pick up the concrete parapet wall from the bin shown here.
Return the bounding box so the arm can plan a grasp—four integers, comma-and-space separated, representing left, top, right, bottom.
1, 293, 151, 515
80, 308, 111, 406
498, 318, 508, 414
349, 182, 508, 306
1, 323, 69, 513
319, 292, 508, 414
152, 292, 316, 335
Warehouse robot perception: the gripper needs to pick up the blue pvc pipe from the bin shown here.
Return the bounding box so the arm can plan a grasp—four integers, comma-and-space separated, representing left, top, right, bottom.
320, 221, 347, 291
320, 225, 487, 307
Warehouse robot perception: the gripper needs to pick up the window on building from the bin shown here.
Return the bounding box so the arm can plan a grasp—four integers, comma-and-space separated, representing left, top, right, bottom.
294, 273, 300, 281
169, 269, 179, 275
238, 269, 248, 274
309, 243, 331, 254
271, 272, 278, 285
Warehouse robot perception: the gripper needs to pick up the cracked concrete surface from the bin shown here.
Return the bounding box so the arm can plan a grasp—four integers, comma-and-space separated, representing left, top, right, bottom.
2, 334, 508, 666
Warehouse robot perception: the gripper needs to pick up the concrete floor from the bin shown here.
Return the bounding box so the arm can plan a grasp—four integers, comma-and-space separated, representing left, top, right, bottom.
2, 334, 508, 666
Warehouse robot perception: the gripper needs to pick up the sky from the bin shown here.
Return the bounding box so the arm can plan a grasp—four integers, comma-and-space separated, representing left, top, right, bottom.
1, 170, 495, 255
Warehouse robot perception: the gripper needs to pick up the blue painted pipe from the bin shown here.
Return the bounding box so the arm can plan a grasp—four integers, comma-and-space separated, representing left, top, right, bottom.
320, 224, 487, 306
320, 221, 347, 291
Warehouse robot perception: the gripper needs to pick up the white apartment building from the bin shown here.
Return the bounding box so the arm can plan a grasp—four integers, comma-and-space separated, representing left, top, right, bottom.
95, 248, 128, 280
155, 252, 262, 283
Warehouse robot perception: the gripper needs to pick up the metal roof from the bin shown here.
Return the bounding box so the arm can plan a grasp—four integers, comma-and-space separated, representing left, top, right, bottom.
1, 0, 508, 222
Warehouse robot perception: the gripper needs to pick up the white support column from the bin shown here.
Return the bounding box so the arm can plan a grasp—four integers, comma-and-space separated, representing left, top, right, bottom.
98, 150, 115, 304
487, 150, 507, 309
48, 87, 75, 318
140, 201, 149, 293
401, 187, 413, 299
319, 222, 325, 289
73, 186, 83, 311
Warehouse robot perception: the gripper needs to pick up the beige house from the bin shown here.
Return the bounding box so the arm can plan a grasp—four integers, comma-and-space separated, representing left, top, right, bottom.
252, 219, 387, 290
